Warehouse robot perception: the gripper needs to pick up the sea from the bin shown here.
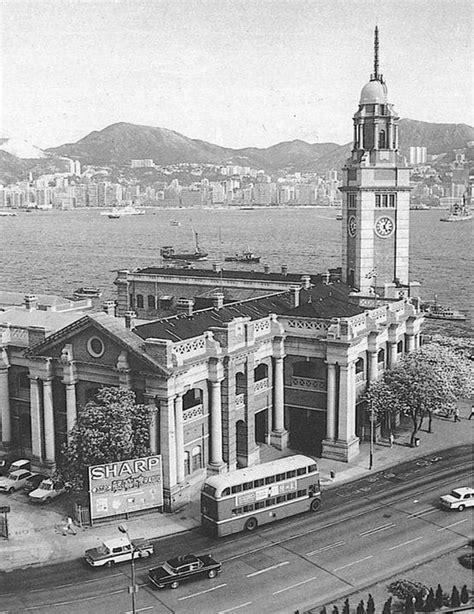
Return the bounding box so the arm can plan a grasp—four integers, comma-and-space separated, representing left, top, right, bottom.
0, 207, 472, 337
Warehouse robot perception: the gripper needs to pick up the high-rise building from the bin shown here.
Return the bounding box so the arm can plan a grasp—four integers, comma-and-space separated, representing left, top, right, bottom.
409, 146, 427, 165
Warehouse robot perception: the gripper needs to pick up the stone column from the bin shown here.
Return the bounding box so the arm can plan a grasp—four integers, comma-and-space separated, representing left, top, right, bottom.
368, 351, 378, 382
337, 365, 351, 441
273, 357, 284, 432
160, 396, 177, 493
174, 394, 185, 484
326, 363, 337, 440
149, 406, 159, 455
65, 383, 77, 441
388, 342, 397, 368
406, 334, 415, 353
0, 350, 11, 446
43, 378, 55, 463
29, 376, 43, 461
209, 380, 224, 467
373, 123, 379, 149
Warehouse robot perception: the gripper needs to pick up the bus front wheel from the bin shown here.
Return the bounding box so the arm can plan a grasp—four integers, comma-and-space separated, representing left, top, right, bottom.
310, 498, 321, 512
244, 517, 258, 532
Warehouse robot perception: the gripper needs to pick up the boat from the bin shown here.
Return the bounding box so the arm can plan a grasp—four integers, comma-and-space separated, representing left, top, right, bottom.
225, 250, 261, 263
170, 220, 181, 226
161, 232, 208, 261
440, 195, 472, 222
101, 204, 146, 218
0, 210, 17, 217
421, 298, 466, 321
73, 287, 102, 299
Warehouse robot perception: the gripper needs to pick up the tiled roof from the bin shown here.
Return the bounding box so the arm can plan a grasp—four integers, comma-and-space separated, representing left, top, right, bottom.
134, 281, 365, 342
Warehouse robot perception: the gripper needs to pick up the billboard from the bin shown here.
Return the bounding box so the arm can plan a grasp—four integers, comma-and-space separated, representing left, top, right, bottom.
88, 455, 163, 521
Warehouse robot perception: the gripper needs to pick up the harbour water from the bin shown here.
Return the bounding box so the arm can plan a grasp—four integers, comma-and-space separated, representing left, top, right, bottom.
0, 207, 471, 336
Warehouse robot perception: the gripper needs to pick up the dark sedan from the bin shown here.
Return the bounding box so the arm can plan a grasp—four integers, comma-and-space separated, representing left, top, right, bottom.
148, 553, 222, 589
22, 473, 48, 494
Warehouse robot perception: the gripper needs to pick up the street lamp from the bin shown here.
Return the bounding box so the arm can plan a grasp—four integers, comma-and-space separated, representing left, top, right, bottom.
118, 524, 137, 614
369, 402, 375, 470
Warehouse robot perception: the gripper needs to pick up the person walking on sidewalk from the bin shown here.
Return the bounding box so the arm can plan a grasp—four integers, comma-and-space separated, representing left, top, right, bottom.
389, 432, 394, 448
453, 407, 461, 422
62, 516, 77, 536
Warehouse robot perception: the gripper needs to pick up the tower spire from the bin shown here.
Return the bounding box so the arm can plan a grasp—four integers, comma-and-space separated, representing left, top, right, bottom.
374, 26, 379, 80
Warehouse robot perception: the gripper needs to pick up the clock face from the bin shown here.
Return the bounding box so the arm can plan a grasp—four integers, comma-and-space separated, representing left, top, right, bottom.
374, 216, 395, 237
348, 215, 357, 237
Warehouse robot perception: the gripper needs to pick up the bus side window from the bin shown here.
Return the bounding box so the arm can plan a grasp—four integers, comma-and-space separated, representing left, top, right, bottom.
297, 489, 307, 497
231, 485, 242, 494
222, 487, 230, 496
265, 476, 275, 484
243, 481, 253, 491
255, 501, 265, 510
255, 478, 264, 487
232, 507, 243, 516
265, 498, 276, 507
286, 470, 296, 478
287, 492, 297, 500
297, 467, 306, 475
308, 464, 317, 473
276, 495, 285, 503
276, 473, 285, 482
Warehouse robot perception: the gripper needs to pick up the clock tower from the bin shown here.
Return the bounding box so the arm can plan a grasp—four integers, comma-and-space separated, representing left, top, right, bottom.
341, 27, 412, 297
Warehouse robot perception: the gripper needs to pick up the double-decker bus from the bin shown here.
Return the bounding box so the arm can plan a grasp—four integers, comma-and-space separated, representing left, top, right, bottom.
201, 455, 321, 537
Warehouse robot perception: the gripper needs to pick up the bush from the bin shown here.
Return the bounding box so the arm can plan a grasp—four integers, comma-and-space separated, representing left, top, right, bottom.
459, 553, 474, 569
387, 580, 429, 601
460, 585, 470, 604
450, 586, 461, 608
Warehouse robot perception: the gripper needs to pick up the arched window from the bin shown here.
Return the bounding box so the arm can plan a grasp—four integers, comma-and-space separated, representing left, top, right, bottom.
293, 361, 314, 378
378, 348, 385, 364
129, 294, 135, 308
254, 363, 268, 382
236, 372, 246, 395
183, 388, 202, 410
147, 295, 156, 309
192, 446, 202, 471
378, 129, 386, 149
355, 358, 365, 374
136, 294, 144, 309
184, 451, 191, 476
397, 340, 404, 353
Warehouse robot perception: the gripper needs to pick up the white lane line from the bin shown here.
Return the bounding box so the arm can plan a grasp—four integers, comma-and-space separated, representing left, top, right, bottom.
218, 602, 253, 613
437, 519, 468, 531
125, 608, 153, 614
409, 508, 438, 518
333, 555, 373, 572
389, 536, 423, 550
21, 589, 125, 609
247, 561, 289, 577
273, 576, 318, 595
360, 523, 395, 536
178, 583, 227, 601
306, 541, 345, 556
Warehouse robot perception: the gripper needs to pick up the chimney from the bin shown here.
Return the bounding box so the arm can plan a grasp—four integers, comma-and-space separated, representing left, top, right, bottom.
102, 300, 116, 316
323, 271, 331, 285
124, 310, 137, 329
264, 264, 270, 274
301, 275, 311, 289
212, 292, 224, 309
281, 264, 288, 276
290, 286, 300, 308
176, 298, 194, 316
24, 294, 38, 311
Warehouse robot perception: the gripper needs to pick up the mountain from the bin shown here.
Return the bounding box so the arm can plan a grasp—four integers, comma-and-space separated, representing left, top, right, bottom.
47, 119, 473, 174
0, 137, 46, 159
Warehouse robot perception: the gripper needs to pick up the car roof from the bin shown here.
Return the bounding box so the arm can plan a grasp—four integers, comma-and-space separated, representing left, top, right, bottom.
8, 469, 31, 477
102, 537, 130, 549
452, 487, 474, 495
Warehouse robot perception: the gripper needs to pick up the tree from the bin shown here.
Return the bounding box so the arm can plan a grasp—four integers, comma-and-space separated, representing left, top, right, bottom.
356, 602, 365, 614
434, 584, 444, 609
366, 594, 375, 614
342, 599, 350, 614
460, 585, 469, 604
332, 607, 339, 614
450, 586, 461, 608
319, 608, 327, 614
57, 387, 151, 489
382, 597, 392, 614
388, 580, 428, 601
414, 590, 425, 611
404, 595, 415, 614
424, 588, 435, 612
365, 343, 473, 446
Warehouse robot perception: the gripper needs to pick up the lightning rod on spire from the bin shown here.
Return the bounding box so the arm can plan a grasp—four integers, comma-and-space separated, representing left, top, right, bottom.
374, 26, 379, 80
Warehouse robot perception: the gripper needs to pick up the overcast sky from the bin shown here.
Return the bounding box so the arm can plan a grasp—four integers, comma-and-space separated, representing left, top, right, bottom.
1, 0, 472, 149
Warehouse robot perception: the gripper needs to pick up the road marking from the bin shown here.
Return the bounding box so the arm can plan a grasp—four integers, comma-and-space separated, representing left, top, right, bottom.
273, 576, 318, 595
20, 588, 125, 609
389, 536, 423, 550
409, 508, 438, 518
178, 583, 227, 601
125, 608, 153, 614
218, 602, 253, 613
306, 541, 345, 556
360, 523, 395, 536
333, 555, 373, 572
437, 519, 468, 531
247, 561, 289, 577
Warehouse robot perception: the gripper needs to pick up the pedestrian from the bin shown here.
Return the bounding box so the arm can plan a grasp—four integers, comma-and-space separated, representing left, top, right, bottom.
468, 405, 474, 420
62, 516, 77, 536
389, 432, 394, 448
453, 407, 461, 422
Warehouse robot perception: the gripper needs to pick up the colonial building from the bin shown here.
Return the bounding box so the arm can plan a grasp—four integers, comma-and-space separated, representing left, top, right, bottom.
0, 28, 424, 511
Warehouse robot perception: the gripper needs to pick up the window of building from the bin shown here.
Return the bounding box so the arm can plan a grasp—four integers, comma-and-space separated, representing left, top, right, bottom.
129, 294, 134, 308
375, 193, 396, 208
87, 336, 105, 358
136, 294, 144, 309
147, 295, 156, 309
184, 451, 190, 476
347, 193, 357, 208
192, 445, 202, 471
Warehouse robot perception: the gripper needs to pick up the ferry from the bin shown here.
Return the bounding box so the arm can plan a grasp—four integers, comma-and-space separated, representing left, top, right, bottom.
101, 205, 146, 218
161, 232, 208, 261
421, 300, 466, 321
0, 210, 17, 217
73, 287, 103, 299
225, 250, 260, 263
440, 195, 472, 222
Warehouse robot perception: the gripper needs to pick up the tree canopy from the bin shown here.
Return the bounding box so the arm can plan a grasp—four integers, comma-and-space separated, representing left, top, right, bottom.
365, 342, 473, 446
58, 387, 151, 489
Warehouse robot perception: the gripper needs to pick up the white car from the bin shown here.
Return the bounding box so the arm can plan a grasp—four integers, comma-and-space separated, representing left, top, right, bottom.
440, 487, 474, 511
0, 469, 34, 494
29, 478, 68, 503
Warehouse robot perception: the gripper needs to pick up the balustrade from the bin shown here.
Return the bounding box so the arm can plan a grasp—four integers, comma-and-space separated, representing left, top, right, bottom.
290, 376, 326, 391
254, 378, 268, 394
235, 393, 245, 407
183, 403, 204, 422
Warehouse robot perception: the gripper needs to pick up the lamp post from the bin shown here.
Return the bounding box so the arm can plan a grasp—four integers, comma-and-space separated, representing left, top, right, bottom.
369, 402, 375, 470
118, 524, 137, 614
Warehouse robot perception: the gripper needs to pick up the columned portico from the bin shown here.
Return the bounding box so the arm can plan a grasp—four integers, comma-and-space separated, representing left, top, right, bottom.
0, 349, 11, 448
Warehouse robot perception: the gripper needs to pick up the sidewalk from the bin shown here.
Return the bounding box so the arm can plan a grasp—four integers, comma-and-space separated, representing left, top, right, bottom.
1, 399, 472, 573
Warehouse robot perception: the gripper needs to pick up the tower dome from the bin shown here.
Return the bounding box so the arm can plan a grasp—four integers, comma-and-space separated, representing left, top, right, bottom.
359, 79, 388, 104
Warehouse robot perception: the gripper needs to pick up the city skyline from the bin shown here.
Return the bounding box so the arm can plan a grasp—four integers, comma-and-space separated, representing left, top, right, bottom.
1, 0, 472, 151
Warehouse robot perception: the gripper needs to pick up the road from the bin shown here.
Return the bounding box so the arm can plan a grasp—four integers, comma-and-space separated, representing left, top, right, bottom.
1, 446, 472, 614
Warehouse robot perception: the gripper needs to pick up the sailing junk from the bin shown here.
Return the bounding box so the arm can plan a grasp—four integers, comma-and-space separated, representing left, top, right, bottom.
161, 232, 208, 261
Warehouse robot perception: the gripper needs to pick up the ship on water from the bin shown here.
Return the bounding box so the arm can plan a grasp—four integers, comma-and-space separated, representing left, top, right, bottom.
440, 193, 472, 222
161, 231, 208, 261
421, 296, 466, 321
225, 249, 260, 263
101, 204, 146, 218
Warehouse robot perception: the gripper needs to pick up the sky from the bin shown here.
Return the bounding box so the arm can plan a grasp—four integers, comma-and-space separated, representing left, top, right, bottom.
1, 0, 472, 150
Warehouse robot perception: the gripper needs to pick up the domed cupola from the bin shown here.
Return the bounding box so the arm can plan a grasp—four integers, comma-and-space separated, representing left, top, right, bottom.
359, 79, 388, 105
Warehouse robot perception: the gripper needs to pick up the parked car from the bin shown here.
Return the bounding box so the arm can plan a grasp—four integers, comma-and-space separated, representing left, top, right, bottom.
29, 478, 69, 503
440, 487, 474, 511
0, 458, 30, 476
0, 470, 34, 494
22, 473, 48, 494
148, 553, 222, 589
84, 536, 154, 567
